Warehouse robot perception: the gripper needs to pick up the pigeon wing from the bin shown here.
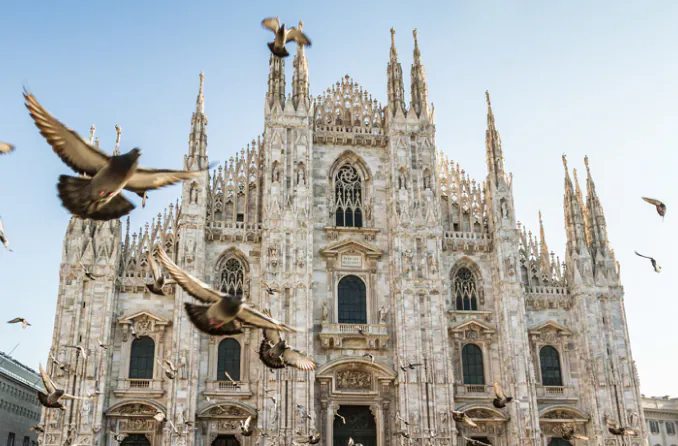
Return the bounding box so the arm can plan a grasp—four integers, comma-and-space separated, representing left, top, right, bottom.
24, 91, 110, 175
634, 251, 651, 259
0, 142, 15, 154
494, 381, 508, 400
282, 348, 317, 371
261, 17, 280, 33
285, 28, 311, 46
237, 305, 298, 332
261, 310, 282, 344
642, 197, 663, 206
7, 318, 23, 324
258, 340, 286, 369
147, 251, 162, 280
39, 363, 57, 394
125, 166, 209, 193
156, 248, 222, 303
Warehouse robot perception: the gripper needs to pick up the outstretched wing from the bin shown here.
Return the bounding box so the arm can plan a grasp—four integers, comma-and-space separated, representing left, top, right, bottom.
285, 28, 311, 46
494, 381, 508, 400
282, 348, 316, 371
237, 305, 298, 332
0, 142, 15, 154
7, 318, 23, 324
39, 363, 57, 394
156, 248, 223, 303
24, 90, 110, 175
147, 251, 162, 280
261, 310, 282, 344
642, 197, 663, 206
259, 340, 286, 369
634, 251, 651, 260
262, 17, 280, 33
125, 166, 209, 193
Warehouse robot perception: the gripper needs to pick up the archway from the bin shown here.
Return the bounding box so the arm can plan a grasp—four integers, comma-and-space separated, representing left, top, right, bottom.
120, 435, 150, 446
212, 435, 239, 446
333, 406, 376, 446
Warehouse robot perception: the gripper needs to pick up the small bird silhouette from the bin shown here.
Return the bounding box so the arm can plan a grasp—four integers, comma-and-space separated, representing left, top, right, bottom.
65, 345, 88, 359
461, 437, 491, 446
335, 412, 346, 424
259, 311, 316, 371
395, 410, 410, 426
7, 318, 31, 329
642, 197, 666, 220
157, 359, 182, 380
261, 17, 311, 58
492, 381, 513, 408
0, 217, 13, 252
450, 409, 477, 427
295, 433, 320, 445
37, 363, 86, 409
80, 262, 104, 281
223, 370, 240, 387
634, 251, 661, 273
261, 281, 281, 295
0, 142, 15, 154
363, 353, 375, 365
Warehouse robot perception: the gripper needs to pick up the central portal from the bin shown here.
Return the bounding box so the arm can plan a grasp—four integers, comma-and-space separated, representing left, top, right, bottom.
212, 435, 240, 446
333, 406, 376, 446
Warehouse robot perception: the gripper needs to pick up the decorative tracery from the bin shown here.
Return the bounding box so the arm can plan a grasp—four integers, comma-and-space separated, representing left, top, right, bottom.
219, 257, 245, 297
454, 267, 479, 311
334, 165, 364, 228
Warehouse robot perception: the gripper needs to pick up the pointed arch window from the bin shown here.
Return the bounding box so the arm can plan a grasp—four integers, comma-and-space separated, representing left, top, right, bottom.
461, 344, 485, 385
219, 257, 245, 297
217, 338, 241, 381
540, 346, 563, 386
334, 165, 363, 228
454, 267, 479, 311
129, 337, 155, 379
337, 275, 367, 324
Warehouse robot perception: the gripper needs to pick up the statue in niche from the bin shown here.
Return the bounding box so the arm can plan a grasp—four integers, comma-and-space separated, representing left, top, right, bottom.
190, 184, 199, 204
424, 172, 431, 190
297, 165, 306, 186
501, 199, 509, 219
321, 302, 329, 322
272, 164, 280, 183
427, 252, 438, 274
80, 399, 92, 426
399, 171, 407, 190
402, 249, 414, 275
378, 306, 388, 324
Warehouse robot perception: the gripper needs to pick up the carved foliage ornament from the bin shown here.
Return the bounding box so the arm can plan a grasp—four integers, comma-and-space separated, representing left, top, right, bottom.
336, 370, 372, 390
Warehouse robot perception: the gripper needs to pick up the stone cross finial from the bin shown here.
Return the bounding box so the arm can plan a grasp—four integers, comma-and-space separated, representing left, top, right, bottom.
413, 28, 418, 46
114, 125, 122, 155
89, 125, 96, 144
485, 90, 491, 106
390, 27, 396, 45
562, 153, 568, 170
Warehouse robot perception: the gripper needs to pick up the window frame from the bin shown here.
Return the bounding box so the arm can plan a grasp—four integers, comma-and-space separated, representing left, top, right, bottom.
461, 343, 486, 385
337, 275, 368, 324
128, 336, 155, 380
216, 338, 242, 382
539, 345, 563, 387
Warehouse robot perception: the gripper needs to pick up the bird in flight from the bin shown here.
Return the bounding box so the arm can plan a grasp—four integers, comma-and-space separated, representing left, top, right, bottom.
146, 250, 175, 295
7, 318, 30, 329
642, 197, 666, 220
158, 359, 183, 380
634, 251, 661, 273
450, 409, 477, 427
558, 423, 589, 443
37, 363, 87, 409
0, 142, 15, 154
606, 418, 637, 437
239, 416, 254, 436
109, 431, 128, 444
259, 310, 316, 371
24, 90, 212, 220
0, 217, 13, 252
65, 345, 88, 360
261, 17, 311, 58
80, 262, 104, 281
492, 381, 513, 408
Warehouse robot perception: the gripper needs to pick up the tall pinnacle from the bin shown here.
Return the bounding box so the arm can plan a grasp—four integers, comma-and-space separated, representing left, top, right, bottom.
538, 210, 551, 273
387, 27, 405, 117
292, 20, 309, 110
562, 155, 588, 256
89, 125, 96, 144
485, 91, 506, 187
197, 71, 205, 113
410, 28, 429, 118
584, 156, 611, 258
267, 53, 286, 109
113, 125, 122, 156
187, 72, 208, 168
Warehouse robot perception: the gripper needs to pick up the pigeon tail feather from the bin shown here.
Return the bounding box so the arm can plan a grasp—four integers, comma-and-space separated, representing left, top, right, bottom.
184, 303, 244, 335
268, 42, 289, 58
57, 175, 134, 220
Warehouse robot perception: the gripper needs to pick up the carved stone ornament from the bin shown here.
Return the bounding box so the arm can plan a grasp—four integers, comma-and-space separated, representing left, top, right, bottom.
108, 403, 159, 417
336, 370, 372, 390
203, 405, 249, 418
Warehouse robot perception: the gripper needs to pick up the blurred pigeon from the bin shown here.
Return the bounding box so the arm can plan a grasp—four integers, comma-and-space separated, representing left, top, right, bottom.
559, 423, 589, 442
262, 280, 281, 295
146, 250, 175, 295
606, 418, 637, 436
259, 310, 316, 371
461, 437, 490, 446
80, 262, 104, 281
239, 416, 254, 436
635, 251, 661, 273
158, 359, 182, 380
493, 381, 513, 408
65, 345, 87, 359
109, 432, 128, 443
642, 197, 666, 220
155, 247, 297, 336
296, 434, 320, 445
25, 90, 212, 220
223, 370, 240, 387
30, 426, 44, 434
0, 217, 12, 252
262, 17, 311, 58
0, 142, 14, 154
37, 363, 85, 409
451, 409, 477, 427
7, 318, 30, 329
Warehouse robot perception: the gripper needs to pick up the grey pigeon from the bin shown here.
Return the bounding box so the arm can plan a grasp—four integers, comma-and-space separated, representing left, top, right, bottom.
642, 196, 666, 220
155, 247, 297, 336
262, 17, 311, 58
296, 434, 320, 445
158, 359, 181, 380
492, 381, 513, 408
7, 317, 30, 329
461, 437, 491, 446
0, 142, 15, 154
239, 416, 254, 436
634, 251, 661, 272
0, 217, 12, 252
146, 251, 175, 295
259, 310, 316, 371
37, 363, 85, 409
24, 90, 212, 220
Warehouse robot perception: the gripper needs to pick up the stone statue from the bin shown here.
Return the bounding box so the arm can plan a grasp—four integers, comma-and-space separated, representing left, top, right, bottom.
501, 200, 509, 218
80, 399, 92, 426
321, 302, 329, 322
424, 172, 431, 190
399, 171, 407, 190
629, 410, 639, 428
273, 164, 280, 183
297, 166, 306, 186
428, 252, 438, 274
378, 306, 388, 323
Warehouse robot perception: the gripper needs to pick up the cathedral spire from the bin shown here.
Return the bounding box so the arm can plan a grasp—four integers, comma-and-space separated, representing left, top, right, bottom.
410, 29, 429, 118
292, 20, 309, 110
186, 72, 208, 170
584, 156, 611, 257
267, 53, 286, 110
112, 124, 122, 156
485, 91, 506, 187
387, 27, 405, 117
538, 210, 551, 273
562, 155, 589, 257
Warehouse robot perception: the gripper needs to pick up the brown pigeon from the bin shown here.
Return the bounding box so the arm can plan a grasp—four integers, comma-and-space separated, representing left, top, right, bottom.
262, 17, 311, 58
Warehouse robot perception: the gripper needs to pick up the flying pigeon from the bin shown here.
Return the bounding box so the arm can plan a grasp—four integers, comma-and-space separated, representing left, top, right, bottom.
223, 370, 240, 387
7, 318, 30, 329
398, 356, 422, 372
65, 345, 88, 359
37, 363, 85, 409
158, 359, 182, 380
396, 431, 410, 439
30, 426, 44, 434
261, 280, 281, 295
296, 404, 312, 421
335, 412, 346, 424
492, 381, 513, 408
634, 251, 661, 273
24, 90, 212, 220
558, 423, 589, 442
395, 410, 410, 426
155, 247, 297, 336
347, 438, 363, 446
258, 310, 316, 371
0, 217, 12, 252
642, 197, 666, 220
296, 434, 320, 445
461, 437, 491, 446
450, 409, 477, 427
363, 353, 375, 365
606, 418, 637, 436
0, 142, 15, 154
261, 17, 311, 58
108, 432, 128, 443
80, 262, 104, 281
239, 416, 254, 437
97, 339, 111, 350
146, 250, 175, 295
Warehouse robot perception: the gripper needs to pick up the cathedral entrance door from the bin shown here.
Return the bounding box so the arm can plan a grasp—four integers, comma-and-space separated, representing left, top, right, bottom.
121, 435, 150, 446
212, 435, 240, 446
547, 439, 570, 446
333, 406, 376, 446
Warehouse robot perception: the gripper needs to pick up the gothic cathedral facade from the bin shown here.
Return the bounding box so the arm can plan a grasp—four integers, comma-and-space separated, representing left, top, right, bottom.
40, 28, 648, 446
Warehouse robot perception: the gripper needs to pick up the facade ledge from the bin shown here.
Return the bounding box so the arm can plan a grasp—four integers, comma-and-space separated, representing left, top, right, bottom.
535, 385, 579, 402
203, 380, 253, 398
442, 231, 492, 252
454, 383, 494, 400
323, 226, 381, 243
447, 310, 493, 323
319, 323, 389, 350
113, 379, 165, 397
205, 220, 262, 243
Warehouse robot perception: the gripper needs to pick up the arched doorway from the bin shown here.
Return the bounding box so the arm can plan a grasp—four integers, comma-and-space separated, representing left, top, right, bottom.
333, 406, 376, 446
464, 438, 491, 446
212, 435, 239, 446
120, 435, 150, 446
547, 439, 570, 446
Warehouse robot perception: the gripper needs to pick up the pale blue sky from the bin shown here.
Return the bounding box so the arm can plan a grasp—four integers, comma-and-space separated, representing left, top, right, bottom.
1, 1, 676, 396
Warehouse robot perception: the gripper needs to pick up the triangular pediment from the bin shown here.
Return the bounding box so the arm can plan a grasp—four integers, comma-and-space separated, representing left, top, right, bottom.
319, 238, 383, 258
118, 310, 170, 326
450, 318, 496, 334
528, 320, 572, 336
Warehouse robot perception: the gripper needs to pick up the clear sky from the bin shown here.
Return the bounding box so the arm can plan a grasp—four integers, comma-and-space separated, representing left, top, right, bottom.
1, 1, 676, 397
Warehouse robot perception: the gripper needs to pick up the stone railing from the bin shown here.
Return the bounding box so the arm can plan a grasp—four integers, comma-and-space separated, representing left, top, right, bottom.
205, 221, 263, 243
319, 323, 389, 350
454, 383, 492, 399
524, 287, 573, 310
313, 126, 387, 148
203, 380, 253, 397
113, 378, 164, 397
536, 385, 578, 400
443, 231, 492, 252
